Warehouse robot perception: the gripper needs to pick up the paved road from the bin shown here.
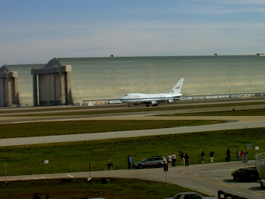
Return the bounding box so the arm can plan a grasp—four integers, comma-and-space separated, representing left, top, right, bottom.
0, 161, 263, 198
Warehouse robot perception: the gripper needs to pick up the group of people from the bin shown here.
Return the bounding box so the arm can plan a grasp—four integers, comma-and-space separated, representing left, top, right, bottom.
167, 152, 190, 167
167, 150, 215, 166
226, 148, 248, 162
107, 148, 247, 170
106, 155, 133, 170
200, 150, 215, 164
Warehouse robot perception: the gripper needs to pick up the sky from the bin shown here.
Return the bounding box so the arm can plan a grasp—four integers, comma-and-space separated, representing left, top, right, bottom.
1, 0, 265, 64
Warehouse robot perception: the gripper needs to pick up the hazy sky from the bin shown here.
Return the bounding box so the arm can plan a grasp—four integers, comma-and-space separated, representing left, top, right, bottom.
1, 0, 265, 64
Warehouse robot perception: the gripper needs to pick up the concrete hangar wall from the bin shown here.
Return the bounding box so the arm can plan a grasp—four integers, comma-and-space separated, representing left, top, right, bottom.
0, 64, 45, 107
1, 54, 265, 107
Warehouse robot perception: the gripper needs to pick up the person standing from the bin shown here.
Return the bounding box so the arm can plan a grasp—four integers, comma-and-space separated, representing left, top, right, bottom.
127, 155, 132, 169
200, 151, 205, 164
184, 153, 189, 167
167, 154, 172, 167
171, 153, 177, 167
180, 151, 185, 166
107, 158, 113, 170
236, 150, 240, 161
210, 151, 214, 163
226, 148, 231, 162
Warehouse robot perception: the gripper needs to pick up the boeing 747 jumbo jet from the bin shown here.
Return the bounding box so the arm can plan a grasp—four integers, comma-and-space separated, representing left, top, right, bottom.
120, 78, 184, 107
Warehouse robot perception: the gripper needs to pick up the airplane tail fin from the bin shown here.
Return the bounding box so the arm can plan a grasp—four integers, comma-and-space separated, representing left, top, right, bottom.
168, 78, 184, 96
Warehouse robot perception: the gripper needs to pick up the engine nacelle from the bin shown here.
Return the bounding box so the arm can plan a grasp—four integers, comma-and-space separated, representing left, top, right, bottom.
167, 99, 174, 103
151, 100, 157, 105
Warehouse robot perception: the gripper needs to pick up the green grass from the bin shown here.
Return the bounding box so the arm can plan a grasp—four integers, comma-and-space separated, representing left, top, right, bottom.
1, 101, 265, 198
0, 120, 224, 138
159, 108, 265, 116
1, 128, 264, 176
0, 178, 209, 199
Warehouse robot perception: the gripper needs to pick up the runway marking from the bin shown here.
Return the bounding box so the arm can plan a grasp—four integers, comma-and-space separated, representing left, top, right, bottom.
67, 174, 74, 178
180, 172, 236, 188
252, 191, 263, 196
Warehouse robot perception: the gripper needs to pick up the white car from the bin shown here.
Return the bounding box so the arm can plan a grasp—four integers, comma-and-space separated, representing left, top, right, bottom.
165, 192, 217, 199
261, 178, 265, 188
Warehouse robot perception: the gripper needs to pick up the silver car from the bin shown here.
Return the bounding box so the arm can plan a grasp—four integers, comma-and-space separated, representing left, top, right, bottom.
165, 192, 218, 199
133, 156, 167, 169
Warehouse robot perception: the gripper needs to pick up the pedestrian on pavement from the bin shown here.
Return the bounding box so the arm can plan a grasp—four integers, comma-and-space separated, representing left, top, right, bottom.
210, 150, 214, 163
172, 153, 177, 167
107, 158, 113, 170
226, 148, 231, 162
200, 151, 205, 164
167, 154, 172, 167
236, 150, 240, 161
180, 151, 185, 166
240, 150, 246, 160
127, 155, 132, 169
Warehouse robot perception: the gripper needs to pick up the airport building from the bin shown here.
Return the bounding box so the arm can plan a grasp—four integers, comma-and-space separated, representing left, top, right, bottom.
1, 54, 265, 107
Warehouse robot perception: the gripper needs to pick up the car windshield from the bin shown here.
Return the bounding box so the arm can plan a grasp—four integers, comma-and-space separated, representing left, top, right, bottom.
142, 157, 152, 161
184, 194, 203, 199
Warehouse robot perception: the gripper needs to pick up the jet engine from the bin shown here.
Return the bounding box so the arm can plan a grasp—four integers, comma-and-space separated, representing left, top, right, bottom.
167, 99, 174, 103
151, 100, 157, 105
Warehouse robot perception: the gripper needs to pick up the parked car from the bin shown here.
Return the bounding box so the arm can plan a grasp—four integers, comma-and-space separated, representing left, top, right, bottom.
132, 156, 167, 169
165, 192, 217, 199
260, 178, 265, 188
231, 168, 259, 181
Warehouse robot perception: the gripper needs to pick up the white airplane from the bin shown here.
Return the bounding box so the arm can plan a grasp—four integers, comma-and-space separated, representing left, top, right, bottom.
120, 78, 184, 107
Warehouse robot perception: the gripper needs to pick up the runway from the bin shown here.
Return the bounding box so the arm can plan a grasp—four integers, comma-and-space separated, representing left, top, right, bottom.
1, 115, 265, 147
1, 99, 265, 198
1, 99, 265, 146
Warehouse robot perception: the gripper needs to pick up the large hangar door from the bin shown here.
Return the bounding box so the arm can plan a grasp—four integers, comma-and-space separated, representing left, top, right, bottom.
32, 65, 72, 106
39, 73, 61, 106
0, 78, 5, 106
0, 71, 19, 107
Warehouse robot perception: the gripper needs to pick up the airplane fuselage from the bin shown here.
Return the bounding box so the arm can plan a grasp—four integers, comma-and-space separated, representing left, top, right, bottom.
120, 78, 184, 107
120, 93, 182, 105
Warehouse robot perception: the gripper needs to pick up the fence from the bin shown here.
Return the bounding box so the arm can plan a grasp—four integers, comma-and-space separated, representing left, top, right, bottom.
255, 152, 265, 178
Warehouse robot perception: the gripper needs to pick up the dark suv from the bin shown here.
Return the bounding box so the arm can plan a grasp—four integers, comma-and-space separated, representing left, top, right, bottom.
133, 156, 167, 169
231, 168, 259, 181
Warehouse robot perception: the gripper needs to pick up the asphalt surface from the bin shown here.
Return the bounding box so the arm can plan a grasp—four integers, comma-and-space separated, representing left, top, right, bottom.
0, 161, 263, 198
1, 99, 265, 198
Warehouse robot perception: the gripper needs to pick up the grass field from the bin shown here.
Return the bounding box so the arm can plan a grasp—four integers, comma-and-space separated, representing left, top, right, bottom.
1, 103, 265, 198
1, 127, 264, 176
160, 108, 265, 116
0, 120, 224, 138
0, 178, 209, 199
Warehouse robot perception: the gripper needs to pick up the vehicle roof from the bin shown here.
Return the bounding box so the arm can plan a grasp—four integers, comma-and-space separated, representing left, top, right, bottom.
175, 192, 200, 195
147, 156, 165, 158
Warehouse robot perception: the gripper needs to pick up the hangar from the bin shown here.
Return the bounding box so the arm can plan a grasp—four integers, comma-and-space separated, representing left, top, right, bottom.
0, 64, 45, 107
1, 55, 265, 107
